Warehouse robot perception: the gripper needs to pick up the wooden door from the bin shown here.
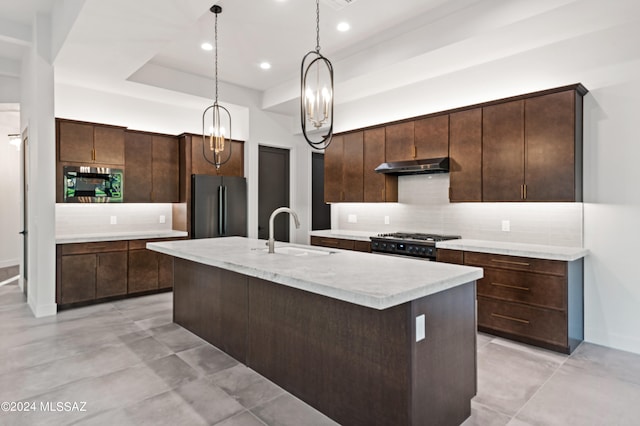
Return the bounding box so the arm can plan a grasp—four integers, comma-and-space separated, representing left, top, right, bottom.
58, 121, 94, 163
414, 115, 449, 159
324, 134, 343, 202
128, 250, 159, 293
311, 153, 331, 230
385, 122, 414, 162
449, 108, 482, 202
152, 135, 179, 202
124, 131, 152, 202
60, 254, 96, 304
363, 127, 397, 202
93, 126, 125, 165
258, 146, 290, 241
96, 251, 128, 298
342, 131, 364, 202
525, 90, 576, 201
482, 100, 525, 202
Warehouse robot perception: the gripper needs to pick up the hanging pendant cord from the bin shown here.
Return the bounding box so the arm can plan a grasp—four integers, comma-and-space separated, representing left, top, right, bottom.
315, 0, 321, 52
214, 11, 219, 106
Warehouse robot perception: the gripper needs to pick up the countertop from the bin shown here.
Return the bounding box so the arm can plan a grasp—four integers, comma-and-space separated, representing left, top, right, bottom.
147, 236, 483, 310
436, 239, 588, 261
308, 230, 374, 242
56, 230, 188, 244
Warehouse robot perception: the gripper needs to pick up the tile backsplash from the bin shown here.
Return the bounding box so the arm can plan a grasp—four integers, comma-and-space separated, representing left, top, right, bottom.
56, 203, 174, 236
333, 174, 583, 247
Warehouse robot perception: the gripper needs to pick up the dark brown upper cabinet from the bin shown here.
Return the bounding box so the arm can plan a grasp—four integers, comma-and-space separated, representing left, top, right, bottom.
385, 122, 415, 162
190, 133, 244, 177
363, 127, 397, 202
482, 100, 525, 202
324, 132, 364, 203
449, 108, 482, 202
124, 130, 179, 203
414, 115, 449, 159
58, 120, 125, 165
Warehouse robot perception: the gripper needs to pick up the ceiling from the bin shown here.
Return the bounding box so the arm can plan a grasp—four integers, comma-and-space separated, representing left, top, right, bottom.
2, 0, 640, 118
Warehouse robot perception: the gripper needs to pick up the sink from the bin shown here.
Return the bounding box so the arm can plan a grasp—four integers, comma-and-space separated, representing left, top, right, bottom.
254, 246, 334, 256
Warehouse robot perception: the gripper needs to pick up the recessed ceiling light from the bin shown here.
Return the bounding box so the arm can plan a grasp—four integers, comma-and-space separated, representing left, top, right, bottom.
201, 42, 213, 51
260, 62, 272, 70
337, 22, 350, 32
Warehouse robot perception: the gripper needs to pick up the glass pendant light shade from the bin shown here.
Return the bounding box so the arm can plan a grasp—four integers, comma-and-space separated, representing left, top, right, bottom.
300, 0, 334, 150
201, 4, 232, 170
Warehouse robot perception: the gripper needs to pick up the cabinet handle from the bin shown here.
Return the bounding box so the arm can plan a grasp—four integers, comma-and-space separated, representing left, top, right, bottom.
91, 149, 95, 161
524, 184, 527, 200
412, 145, 416, 158
491, 282, 530, 291
491, 259, 530, 267
491, 313, 530, 325
381, 189, 385, 199
520, 184, 524, 199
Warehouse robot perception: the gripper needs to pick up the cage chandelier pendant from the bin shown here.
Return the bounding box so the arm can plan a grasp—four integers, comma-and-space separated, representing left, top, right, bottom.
202, 4, 232, 170
300, 0, 334, 150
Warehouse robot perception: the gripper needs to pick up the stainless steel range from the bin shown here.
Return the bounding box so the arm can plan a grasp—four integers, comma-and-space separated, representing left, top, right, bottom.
370, 232, 461, 260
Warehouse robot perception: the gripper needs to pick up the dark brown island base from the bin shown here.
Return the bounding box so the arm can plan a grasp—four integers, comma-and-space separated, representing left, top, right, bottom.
148, 237, 483, 426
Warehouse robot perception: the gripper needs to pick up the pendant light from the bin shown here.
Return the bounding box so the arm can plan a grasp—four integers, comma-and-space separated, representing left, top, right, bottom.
202, 5, 232, 169
300, 0, 334, 150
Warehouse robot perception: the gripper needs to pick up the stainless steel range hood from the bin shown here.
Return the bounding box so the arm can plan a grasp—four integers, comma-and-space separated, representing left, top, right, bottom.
374, 157, 449, 175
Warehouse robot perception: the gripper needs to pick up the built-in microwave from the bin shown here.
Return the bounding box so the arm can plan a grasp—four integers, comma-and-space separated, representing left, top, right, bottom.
63, 166, 123, 203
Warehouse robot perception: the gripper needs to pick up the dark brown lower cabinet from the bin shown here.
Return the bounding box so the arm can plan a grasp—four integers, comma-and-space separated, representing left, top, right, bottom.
158, 253, 174, 289
310, 235, 371, 253
437, 248, 583, 354
96, 252, 128, 298
128, 249, 159, 294
60, 254, 97, 304
173, 258, 477, 426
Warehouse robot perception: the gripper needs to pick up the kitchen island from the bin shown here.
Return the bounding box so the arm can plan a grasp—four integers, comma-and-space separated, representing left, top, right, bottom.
147, 237, 483, 426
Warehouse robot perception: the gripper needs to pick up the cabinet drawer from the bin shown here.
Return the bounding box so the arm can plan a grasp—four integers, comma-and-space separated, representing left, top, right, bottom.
353, 241, 371, 253
61, 241, 128, 255
478, 268, 566, 310
310, 236, 355, 250
436, 249, 464, 265
478, 297, 567, 347
465, 251, 566, 276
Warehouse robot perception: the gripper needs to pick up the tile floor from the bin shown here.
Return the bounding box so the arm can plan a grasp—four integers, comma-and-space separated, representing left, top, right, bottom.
1, 283, 639, 425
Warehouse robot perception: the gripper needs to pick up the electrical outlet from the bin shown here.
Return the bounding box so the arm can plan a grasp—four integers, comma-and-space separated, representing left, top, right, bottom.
501, 220, 510, 232
110, 216, 117, 225
416, 314, 426, 342
159, 215, 166, 224
384, 215, 390, 225
348, 214, 357, 223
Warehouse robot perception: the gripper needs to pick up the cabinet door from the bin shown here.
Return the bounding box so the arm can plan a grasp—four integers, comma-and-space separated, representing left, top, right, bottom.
124, 131, 153, 202
414, 115, 449, 159
525, 90, 576, 201
158, 253, 174, 289
324, 134, 344, 202
152, 135, 179, 202
364, 128, 387, 202
342, 132, 364, 202
449, 108, 482, 202
128, 250, 159, 293
191, 135, 244, 177
58, 121, 94, 163
385, 122, 414, 162
60, 254, 96, 304
96, 251, 128, 298
94, 126, 125, 165
215, 140, 245, 177
483, 100, 525, 202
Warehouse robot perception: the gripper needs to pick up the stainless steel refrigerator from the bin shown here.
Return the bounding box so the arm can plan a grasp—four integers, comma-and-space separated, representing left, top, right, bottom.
191, 175, 247, 239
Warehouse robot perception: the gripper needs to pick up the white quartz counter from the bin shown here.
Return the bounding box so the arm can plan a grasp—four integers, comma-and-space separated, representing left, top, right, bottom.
56, 230, 188, 244
309, 229, 375, 242
436, 239, 588, 261
147, 236, 483, 310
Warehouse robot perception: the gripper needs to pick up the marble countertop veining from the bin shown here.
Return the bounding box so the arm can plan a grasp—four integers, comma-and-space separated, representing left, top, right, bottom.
436, 239, 588, 261
56, 230, 188, 244
147, 236, 483, 310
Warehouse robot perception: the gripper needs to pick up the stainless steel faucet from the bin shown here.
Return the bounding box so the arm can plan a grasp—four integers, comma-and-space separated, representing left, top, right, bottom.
268, 207, 300, 253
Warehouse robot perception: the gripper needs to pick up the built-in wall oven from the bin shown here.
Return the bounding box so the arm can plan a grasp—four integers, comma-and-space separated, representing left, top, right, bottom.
370, 232, 460, 261
63, 166, 123, 203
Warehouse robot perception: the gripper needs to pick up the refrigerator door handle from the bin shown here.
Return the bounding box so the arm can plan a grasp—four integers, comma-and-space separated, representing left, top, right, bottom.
223, 185, 228, 235
218, 185, 224, 235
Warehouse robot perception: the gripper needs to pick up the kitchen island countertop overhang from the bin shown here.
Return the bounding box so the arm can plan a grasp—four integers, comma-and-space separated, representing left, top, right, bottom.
146, 236, 483, 310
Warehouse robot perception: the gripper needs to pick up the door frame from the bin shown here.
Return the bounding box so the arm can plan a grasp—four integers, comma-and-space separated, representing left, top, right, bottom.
20, 126, 28, 295
257, 144, 292, 241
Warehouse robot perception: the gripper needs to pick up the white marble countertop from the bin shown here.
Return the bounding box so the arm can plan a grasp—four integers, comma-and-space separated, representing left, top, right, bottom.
436, 239, 588, 261
56, 230, 188, 244
309, 229, 375, 242
147, 236, 483, 310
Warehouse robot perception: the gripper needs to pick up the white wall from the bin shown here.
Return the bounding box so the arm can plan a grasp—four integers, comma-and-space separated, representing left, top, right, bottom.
331, 25, 640, 354
0, 111, 21, 268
